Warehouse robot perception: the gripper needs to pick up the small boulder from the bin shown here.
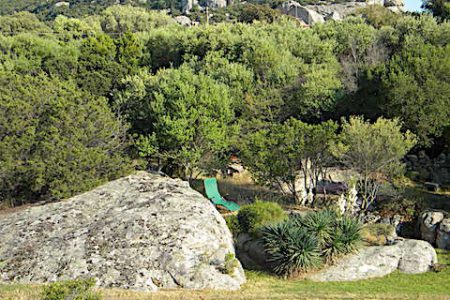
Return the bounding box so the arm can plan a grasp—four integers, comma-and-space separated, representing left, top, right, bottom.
437, 218, 450, 250
235, 233, 270, 270
419, 211, 445, 244
398, 239, 438, 273
174, 15, 192, 26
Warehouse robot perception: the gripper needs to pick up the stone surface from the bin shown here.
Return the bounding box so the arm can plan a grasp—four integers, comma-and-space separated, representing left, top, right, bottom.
278, 1, 325, 25
419, 211, 446, 244
182, 0, 198, 14
235, 233, 270, 271
0, 172, 245, 291
174, 15, 192, 26
437, 218, 450, 250
307, 239, 437, 282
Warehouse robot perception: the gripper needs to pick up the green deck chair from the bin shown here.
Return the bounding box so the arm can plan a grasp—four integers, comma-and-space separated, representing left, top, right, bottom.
204, 178, 240, 211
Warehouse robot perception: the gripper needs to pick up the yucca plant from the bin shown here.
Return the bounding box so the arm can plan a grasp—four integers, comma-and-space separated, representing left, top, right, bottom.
260, 222, 322, 278
338, 215, 362, 253
301, 209, 337, 247
323, 215, 362, 262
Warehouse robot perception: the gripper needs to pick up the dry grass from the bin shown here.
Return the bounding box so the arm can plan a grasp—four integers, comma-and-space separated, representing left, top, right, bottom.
191, 171, 291, 207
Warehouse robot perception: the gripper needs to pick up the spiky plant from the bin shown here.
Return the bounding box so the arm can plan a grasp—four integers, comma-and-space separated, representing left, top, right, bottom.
338, 215, 362, 253
301, 209, 337, 247
260, 222, 322, 278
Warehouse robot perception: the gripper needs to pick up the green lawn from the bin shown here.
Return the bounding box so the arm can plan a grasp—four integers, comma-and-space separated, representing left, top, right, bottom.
1, 250, 449, 300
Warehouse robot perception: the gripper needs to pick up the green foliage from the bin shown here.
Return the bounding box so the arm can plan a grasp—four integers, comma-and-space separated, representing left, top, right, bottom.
260, 210, 362, 277
231, 4, 283, 24
422, 0, 450, 20
0, 73, 130, 206
100, 5, 173, 34
237, 201, 287, 236
335, 116, 416, 209
298, 209, 337, 247
221, 253, 240, 275
354, 5, 399, 29
242, 119, 338, 202
382, 40, 450, 146
260, 222, 322, 277
0, 12, 51, 35
41, 278, 101, 300
225, 214, 241, 237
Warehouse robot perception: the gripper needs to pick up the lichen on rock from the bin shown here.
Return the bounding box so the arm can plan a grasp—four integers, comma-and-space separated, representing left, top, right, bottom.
0, 172, 245, 291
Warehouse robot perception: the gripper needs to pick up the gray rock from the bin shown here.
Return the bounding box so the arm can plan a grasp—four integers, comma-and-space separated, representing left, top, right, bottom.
235, 233, 270, 270
0, 172, 245, 291
278, 1, 325, 25
182, 0, 198, 14
398, 239, 438, 273
207, 0, 227, 9
54, 1, 70, 7
384, 0, 404, 7
419, 211, 445, 244
325, 11, 341, 21
437, 218, 450, 250
174, 15, 192, 26
307, 239, 437, 282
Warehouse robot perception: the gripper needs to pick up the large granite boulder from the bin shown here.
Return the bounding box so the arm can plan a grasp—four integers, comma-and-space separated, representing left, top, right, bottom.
0, 172, 245, 291
307, 239, 437, 282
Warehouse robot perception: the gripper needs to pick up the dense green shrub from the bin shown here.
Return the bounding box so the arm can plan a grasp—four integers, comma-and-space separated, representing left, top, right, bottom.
41, 278, 101, 300
0, 73, 131, 206
237, 201, 287, 236
260, 210, 362, 276
225, 214, 241, 237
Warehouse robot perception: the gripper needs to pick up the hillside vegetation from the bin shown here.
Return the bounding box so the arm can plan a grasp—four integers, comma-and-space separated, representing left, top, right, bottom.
1, 3, 449, 207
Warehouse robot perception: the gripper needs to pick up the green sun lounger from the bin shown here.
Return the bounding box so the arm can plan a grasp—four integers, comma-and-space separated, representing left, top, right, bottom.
204, 178, 240, 211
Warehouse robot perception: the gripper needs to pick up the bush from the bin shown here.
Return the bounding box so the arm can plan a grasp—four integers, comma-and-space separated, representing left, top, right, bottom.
0, 74, 131, 206
260, 222, 322, 278
41, 278, 101, 300
260, 210, 362, 276
237, 201, 287, 236
225, 214, 241, 237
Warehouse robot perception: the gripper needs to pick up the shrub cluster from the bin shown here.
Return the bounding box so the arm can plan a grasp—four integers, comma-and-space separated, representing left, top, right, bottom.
237, 201, 287, 236
41, 278, 101, 300
260, 210, 362, 277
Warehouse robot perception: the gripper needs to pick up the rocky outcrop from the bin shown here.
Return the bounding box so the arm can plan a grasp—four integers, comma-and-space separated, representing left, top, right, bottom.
277, 0, 404, 24
307, 239, 437, 282
419, 210, 450, 250
279, 1, 325, 25
0, 172, 245, 291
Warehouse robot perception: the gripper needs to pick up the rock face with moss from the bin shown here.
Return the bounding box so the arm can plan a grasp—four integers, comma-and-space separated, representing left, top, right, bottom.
0, 172, 245, 291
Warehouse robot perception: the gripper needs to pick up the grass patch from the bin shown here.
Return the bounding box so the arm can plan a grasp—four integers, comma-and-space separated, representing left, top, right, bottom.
2, 251, 448, 300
